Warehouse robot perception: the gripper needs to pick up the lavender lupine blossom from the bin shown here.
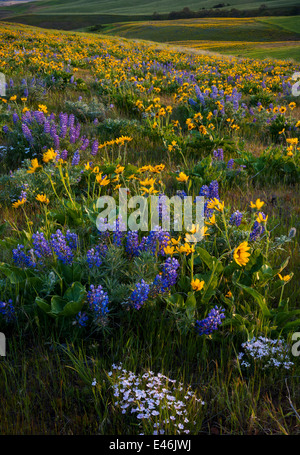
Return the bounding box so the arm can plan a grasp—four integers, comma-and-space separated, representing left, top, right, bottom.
229, 210, 243, 227
86, 248, 102, 268
227, 158, 234, 169
50, 230, 74, 264
91, 140, 98, 156
60, 149, 68, 161
21, 123, 33, 143
80, 137, 90, 151
150, 257, 180, 297
0, 300, 16, 323
32, 231, 52, 259
13, 245, 36, 268
125, 231, 140, 257
74, 311, 88, 328
213, 148, 224, 161
66, 230, 78, 250
71, 150, 80, 166
196, 306, 225, 335
87, 284, 109, 324
130, 279, 150, 310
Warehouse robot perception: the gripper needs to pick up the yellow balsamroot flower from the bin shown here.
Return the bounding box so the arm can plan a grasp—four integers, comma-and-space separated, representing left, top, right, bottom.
296, 121, 300, 128
96, 174, 110, 186
38, 104, 48, 113
188, 224, 200, 235
201, 226, 210, 237
286, 138, 298, 146
177, 243, 195, 255
278, 274, 292, 282
256, 212, 268, 224
176, 172, 189, 183
84, 162, 92, 171
164, 246, 175, 256
289, 102, 296, 110
287, 150, 294, 157
152, 164, 165, 173
191, 278, 205, 292
139, 177, 156, 187
43, 148, 57, 163
250, 198, 264, 210
225, 291, 233, 298
115, 164, 125, 174
234, 241, 251, 267
215, 200, 225, 212
194, 112, 203, 122
36, 194, 49, 204
205, 213, 216, 225
12, 198, 26, 208
140, 185, 158, 195
27, 158, 42, 174
170, 236, 181, 246
278, 128, 285, 135
207, 197, 220, 210
279, 106, 286, 114
92, 166, 100, 174
199, 125, 207, 135
9, 95, 17, 101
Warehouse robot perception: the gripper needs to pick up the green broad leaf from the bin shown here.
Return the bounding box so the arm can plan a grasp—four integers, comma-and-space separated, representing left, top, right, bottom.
165, 293, 185, 308
260, 264, 274, 277
50, 296, 67, 315
35, 297, 51, 314
0, 263, 31, 284
281, 319, 300, 331
178, 275, 190, 292
201, 274, 218, 304
236, 282, 271, 317
60, 263, 82, 284
195, 247, 223, 273
48, 210, 67, 225
276, 257, 290, 275
185, 292, 196, 320
60, 300, 85, 317
245, 250, 263, 275
64, 281, 86, 304
274, 309, 300, 325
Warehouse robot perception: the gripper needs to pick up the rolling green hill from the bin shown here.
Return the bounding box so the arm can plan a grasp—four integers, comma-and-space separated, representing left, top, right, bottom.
98, 16, 300, 61
3, 0, 300, 16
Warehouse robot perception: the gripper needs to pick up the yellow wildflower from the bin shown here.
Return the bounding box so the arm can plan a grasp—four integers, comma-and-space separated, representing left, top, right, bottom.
233, 241, 251, 267
191, 278, 205, 292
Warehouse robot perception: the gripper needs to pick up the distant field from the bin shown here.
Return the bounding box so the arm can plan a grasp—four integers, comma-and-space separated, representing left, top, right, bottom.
101, 17, 300, 42
98, 16, 300, 62
2, 0, 300, 16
